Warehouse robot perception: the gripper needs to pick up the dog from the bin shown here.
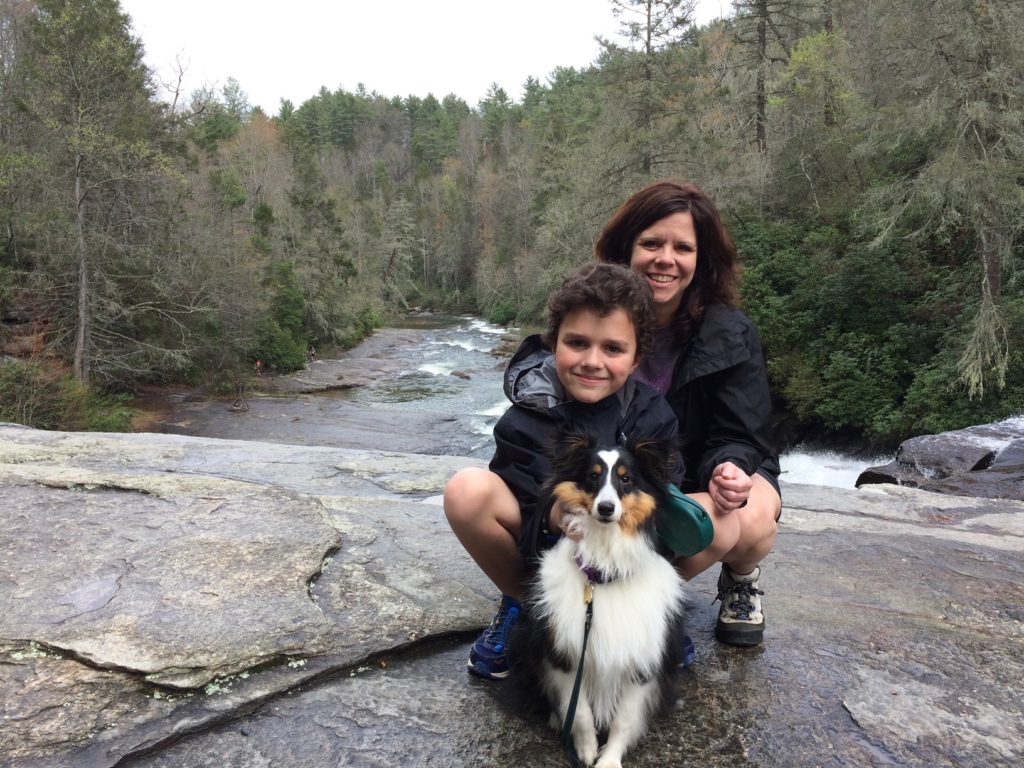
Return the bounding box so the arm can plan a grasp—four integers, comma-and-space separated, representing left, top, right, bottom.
511, 432, 687, 768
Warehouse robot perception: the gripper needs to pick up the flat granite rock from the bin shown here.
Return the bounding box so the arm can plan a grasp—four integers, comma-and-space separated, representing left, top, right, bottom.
1, 425, 1022, 768
0, 425, 494, 768
3, 477, 338, 688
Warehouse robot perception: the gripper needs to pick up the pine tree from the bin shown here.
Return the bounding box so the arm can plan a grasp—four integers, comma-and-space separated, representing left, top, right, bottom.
601, 0, 696, 179
18, 0, 174, 383
862, 0, 1024, 397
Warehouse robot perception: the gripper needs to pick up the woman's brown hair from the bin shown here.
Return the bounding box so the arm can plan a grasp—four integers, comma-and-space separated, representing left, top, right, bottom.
595, 180, 740, 341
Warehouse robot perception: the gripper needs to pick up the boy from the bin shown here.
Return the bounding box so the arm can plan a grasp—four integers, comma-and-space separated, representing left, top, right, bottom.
443, 262, 682, 679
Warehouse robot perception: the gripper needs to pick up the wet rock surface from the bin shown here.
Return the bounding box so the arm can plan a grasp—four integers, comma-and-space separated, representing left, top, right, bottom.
857, 417, 1024, 501
259, 328, 435, 394
0, 426, 492, 768
2, 426, 1022, 768
150, 324, 506, 461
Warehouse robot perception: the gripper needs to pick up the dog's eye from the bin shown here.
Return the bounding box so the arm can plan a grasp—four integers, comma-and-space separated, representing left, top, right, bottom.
619, 473, 632, 485
589, 471, 601, 481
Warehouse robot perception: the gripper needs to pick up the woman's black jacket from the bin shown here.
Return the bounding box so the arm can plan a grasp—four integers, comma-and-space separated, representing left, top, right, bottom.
666, 304, 781, 494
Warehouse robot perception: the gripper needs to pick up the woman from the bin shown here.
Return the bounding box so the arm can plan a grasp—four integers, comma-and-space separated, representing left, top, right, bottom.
592, 179, 782, 647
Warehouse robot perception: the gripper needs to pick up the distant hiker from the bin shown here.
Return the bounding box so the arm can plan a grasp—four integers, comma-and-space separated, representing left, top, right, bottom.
254, 359, 263, 376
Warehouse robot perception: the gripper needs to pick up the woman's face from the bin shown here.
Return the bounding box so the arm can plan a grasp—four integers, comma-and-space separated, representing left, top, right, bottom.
628, 211, 698, 323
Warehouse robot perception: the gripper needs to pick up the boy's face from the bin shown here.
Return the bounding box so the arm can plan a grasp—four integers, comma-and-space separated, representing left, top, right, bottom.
554, 307, 639, 404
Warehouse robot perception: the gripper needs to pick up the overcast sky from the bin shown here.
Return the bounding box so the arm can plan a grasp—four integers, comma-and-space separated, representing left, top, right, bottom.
120, 1, 731, 113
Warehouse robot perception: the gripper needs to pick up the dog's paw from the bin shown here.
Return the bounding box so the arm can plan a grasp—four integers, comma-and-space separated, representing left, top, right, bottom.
547, 711, 561, 731
594, 755, 623, 768
574, 731, 599, 766
559, 506, 588, 541
562, 515, 586, 541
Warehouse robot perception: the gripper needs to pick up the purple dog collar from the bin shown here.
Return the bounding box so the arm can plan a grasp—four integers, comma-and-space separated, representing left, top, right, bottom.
575, 554, 615, 584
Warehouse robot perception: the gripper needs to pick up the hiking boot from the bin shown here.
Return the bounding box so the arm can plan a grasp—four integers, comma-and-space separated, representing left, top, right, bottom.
467, 595, 521, 679
715, 564, 765, 646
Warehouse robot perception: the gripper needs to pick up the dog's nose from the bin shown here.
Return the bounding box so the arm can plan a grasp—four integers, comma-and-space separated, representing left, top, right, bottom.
597, 501, 615, 518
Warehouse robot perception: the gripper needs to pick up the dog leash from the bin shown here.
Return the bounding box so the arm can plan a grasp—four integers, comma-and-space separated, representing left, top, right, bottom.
560, 581, 594, 768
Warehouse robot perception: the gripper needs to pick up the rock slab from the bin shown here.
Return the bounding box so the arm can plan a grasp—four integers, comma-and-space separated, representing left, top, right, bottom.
1, 425, 1022, 768
857, 416, 1024, 500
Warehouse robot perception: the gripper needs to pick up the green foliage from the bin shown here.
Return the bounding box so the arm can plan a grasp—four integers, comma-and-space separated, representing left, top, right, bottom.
194, 109, 240, 152
408, 93, 467, 173
0, 361, 132, 432
333, 305, 385, 349
255, 262, 308, 371
731, 214, 1017, 444
486, 299, 520, 326
3, 0, 1022, 446
291, 86, 371, 149
254, 317, 307, 371
190, 80, 250, 151
250, 201, 274, 252
253, 202, 274, 238
209, 167, 247, 209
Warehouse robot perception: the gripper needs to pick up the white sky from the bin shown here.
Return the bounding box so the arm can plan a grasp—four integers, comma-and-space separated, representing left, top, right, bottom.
121, 1, 731, 113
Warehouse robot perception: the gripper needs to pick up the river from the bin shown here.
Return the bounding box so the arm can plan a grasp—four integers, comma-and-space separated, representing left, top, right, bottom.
148, 314, 889, 489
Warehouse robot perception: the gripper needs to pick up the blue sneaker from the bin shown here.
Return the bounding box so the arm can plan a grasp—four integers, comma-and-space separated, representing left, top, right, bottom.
468, 595, 521, 679
680, 634, 696, 669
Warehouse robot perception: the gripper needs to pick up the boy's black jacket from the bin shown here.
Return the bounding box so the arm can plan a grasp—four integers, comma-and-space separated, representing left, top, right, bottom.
488, 334, 681, 562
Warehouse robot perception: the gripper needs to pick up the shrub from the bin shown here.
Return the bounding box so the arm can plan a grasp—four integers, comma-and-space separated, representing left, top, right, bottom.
0, 361, 133, 432
487, 298, 519, 326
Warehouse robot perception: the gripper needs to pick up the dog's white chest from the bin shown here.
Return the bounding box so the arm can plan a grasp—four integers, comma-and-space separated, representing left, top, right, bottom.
536, 538, 685, 673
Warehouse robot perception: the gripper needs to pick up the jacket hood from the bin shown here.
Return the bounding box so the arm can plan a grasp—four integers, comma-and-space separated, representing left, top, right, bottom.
503, 335, 564, 409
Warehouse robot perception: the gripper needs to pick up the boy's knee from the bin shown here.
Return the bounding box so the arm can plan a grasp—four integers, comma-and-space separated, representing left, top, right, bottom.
443, 467, 491, 523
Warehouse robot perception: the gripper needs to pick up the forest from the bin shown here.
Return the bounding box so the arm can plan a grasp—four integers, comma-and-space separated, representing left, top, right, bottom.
0, 0, 1022, 447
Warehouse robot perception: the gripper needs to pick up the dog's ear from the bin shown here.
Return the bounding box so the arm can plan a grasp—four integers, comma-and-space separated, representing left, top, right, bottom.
549, 430, 597, 474
626, 436, 677, 486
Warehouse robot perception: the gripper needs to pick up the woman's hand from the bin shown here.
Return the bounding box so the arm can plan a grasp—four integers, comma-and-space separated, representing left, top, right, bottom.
550, 499, 586, 541
709, 461, 752, 513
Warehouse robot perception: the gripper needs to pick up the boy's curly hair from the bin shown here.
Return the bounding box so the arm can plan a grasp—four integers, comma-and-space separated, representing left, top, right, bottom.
543, 262, 655, 358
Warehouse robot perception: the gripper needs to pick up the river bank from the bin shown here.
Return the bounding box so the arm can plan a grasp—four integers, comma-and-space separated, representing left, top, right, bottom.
127, 315, 895, 490
130, 317, 514, 461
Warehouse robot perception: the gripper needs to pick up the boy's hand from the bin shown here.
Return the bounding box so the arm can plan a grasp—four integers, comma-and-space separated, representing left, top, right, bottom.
550, 499, 586, 541
709, 461, 752, 513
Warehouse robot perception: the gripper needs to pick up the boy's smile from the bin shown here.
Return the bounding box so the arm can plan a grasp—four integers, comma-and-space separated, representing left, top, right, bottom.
554, 307, 639, 404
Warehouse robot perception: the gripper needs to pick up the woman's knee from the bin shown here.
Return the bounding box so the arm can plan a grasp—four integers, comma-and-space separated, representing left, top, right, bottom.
746, 479, 781, 536
729, 484, 780, 557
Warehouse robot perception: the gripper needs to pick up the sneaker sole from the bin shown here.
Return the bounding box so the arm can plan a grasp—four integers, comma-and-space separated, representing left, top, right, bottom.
715, 623, 764, 647
467, 659, 511, 680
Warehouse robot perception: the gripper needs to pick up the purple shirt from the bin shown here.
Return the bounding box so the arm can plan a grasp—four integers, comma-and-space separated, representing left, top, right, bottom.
633, 326, 679, 396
